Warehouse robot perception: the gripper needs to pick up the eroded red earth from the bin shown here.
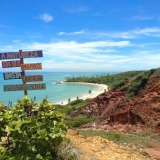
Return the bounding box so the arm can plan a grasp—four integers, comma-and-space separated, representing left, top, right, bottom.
69, 77, 160, 159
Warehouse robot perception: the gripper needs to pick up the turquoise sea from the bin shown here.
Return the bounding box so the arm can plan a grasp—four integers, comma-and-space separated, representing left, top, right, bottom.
0, 72, 108, 106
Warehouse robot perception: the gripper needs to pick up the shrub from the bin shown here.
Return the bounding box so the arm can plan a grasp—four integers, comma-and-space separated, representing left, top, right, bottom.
0, 96, 67, 159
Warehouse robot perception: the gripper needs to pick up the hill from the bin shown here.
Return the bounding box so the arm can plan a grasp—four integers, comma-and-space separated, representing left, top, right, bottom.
56, 68, 160, 159
67, 68, 160, 133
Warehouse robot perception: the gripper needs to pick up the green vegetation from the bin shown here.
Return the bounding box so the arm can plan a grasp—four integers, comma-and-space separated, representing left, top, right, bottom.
66, 68, 160, 100
122, 69, 156, 100
55, 99, 89, 115
65, 71, 143, 90
78, 129, 160, 149
55, 99, 94, 129
65, 115, 94, 128
0, 96, 67, 160
151, 67, 160, 77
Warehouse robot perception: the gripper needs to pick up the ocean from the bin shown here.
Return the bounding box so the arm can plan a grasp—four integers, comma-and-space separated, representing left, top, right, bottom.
0, 72, 108, 106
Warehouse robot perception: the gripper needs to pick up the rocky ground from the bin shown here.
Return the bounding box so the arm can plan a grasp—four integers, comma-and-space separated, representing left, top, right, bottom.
67, 130, 156, 160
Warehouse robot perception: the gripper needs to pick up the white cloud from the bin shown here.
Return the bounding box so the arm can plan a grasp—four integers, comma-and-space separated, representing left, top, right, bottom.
13, 39, 21, 43
89, 27, 160, 39
1, 26, 160, 71
133, 27, 160, 34
39, 14, 54, 22
22, 41, 130, 57
57, 30, 86, 35
21, 40, 160, 71
129, 16, 153, 21
57, 27, 160, 39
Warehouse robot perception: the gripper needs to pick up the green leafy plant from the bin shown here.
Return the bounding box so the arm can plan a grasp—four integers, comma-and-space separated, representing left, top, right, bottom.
0, 96, 67, 159
0, 102, 8, 138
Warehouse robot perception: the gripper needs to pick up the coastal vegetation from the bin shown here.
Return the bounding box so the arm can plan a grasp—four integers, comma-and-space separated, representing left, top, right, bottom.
0, 96, 67, 159
122, 69, 156, 100
55, 68, 160, 131
65, 70, 143, 90
65, 68, 160, 100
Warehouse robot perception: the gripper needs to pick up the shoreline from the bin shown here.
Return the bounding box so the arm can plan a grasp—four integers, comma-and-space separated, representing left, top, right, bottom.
56, 82, 108, 105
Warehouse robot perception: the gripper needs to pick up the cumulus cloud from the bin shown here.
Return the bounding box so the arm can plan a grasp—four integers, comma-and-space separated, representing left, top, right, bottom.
39, 14, 54, 22
1, 26, 160, 71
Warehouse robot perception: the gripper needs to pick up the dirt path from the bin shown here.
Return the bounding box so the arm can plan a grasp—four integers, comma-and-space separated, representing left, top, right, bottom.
67, 130, 155, 160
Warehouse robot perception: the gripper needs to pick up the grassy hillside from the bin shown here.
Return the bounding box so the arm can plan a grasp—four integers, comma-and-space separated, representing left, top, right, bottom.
66, 68, 160, 100
65, 70, 143, 90
122, 68, 160, 99
58, 67, 160, 128
55, 99, 94, 129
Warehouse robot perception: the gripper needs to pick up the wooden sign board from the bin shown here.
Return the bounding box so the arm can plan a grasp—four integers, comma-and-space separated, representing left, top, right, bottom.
2, 60, 20, 68
3, 73, 43, 82
22, 75, 43, 82
21, 63, 42, 70
0, 50, 43, 60
3, 72, 23, 80
4, 83, 46, 91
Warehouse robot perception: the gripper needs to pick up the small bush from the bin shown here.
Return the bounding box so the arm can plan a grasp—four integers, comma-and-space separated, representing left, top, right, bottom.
0, 96, 68, 159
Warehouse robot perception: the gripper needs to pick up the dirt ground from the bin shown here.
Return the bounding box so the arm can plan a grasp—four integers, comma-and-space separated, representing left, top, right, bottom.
67, 130, 157, 160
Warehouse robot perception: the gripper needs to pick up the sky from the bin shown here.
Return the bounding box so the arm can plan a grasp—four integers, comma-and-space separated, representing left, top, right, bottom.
0, 0, 160, 72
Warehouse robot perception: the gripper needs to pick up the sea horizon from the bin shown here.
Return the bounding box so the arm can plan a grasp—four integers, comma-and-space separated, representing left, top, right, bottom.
0, 71, 112, 106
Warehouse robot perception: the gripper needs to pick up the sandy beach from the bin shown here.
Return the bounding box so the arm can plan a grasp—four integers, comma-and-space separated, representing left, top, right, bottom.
57, 82, 108, 105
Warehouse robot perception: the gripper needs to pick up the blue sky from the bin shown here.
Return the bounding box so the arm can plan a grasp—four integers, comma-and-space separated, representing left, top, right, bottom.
0, 0, 160, 72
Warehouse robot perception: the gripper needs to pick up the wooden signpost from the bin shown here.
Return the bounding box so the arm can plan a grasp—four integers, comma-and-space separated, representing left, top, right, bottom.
21, 63, 42, 70
3, 72, 23, 80
0, 50, 43, 60
0, 50, 45, 96
4, 83, 46, 91
22, 75, 43, 82
2, 60, 20, 68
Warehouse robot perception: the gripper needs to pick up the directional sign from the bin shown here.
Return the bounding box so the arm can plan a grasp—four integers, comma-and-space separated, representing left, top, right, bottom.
22, 75, 43, 82
3, 72, 23, 80
3, 83, 46, 91
2, 60, 20, 68
21, 63, 42, 70
0, 50, 43, 60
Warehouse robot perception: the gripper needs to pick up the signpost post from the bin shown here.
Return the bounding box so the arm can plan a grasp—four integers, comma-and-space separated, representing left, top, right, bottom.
19, 50, 28, 95
0, 49, 45, 97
